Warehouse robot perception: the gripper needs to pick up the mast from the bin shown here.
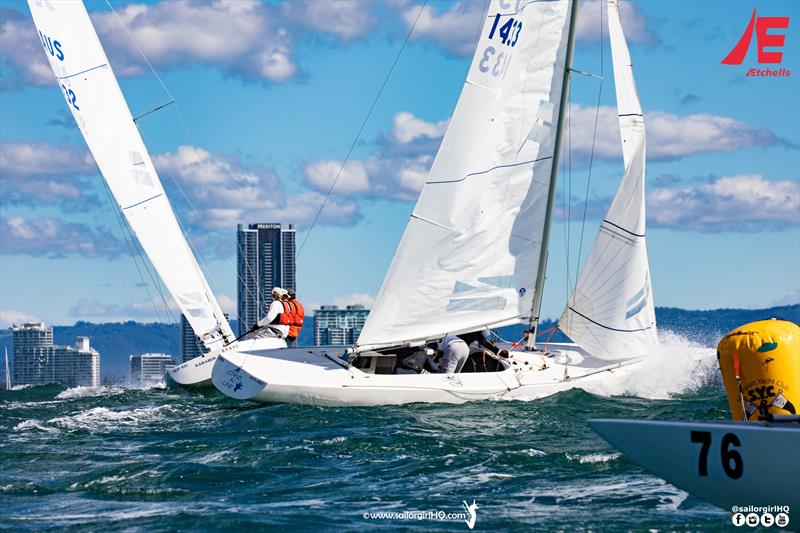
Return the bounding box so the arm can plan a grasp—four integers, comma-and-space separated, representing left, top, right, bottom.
527, 0, 580, 351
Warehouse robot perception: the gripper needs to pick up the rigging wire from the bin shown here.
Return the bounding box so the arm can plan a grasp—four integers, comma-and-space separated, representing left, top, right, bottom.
296, 0, 429, 257
99, 179, 171, 323
567, 0, 606, 331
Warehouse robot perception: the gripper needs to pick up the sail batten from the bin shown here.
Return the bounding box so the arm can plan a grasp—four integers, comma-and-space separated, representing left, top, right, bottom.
559, 0, 657, 360
28, 0, 235, 351
358, 0, 575, 347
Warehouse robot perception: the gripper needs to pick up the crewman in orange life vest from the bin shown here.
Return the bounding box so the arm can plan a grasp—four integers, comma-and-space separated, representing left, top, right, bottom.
276, 288, 304, 344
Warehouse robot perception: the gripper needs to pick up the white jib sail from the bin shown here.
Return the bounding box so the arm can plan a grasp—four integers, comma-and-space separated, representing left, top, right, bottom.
358, 0, 574, 348
559, 0, 657, 360
28, 0, 235, 351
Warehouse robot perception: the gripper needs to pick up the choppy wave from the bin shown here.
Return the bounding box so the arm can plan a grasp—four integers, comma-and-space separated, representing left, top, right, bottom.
55, 386, 127, 399
50, 405, 180, 432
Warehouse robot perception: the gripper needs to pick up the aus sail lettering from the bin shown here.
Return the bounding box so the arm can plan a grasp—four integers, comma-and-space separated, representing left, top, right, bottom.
38, 31, 64, 61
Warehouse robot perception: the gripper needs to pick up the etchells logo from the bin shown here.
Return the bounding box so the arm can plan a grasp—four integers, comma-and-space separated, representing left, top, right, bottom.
722, 7, 791, 77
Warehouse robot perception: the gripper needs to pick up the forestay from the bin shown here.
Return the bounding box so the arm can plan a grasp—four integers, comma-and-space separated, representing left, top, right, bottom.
358, 0, 574, 348
28, 0, 235, 351
559, 0, 657, 360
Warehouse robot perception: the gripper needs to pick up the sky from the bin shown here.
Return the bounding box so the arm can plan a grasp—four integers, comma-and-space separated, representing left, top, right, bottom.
0, 0, 798, 329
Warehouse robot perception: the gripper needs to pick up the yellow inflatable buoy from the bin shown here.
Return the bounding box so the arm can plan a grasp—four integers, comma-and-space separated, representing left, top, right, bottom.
717, 318, 799, 421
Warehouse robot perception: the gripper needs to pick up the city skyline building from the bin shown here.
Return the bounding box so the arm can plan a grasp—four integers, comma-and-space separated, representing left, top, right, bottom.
12, 323, 100, 387
129, 353, 175, 385
237, 223, 296, 336
180, 313, 230, 362
313, 305, 370, 346
180, 314, 206, 363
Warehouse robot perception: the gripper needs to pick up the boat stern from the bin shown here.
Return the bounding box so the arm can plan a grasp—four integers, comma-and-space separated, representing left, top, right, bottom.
211, 352, 268, 400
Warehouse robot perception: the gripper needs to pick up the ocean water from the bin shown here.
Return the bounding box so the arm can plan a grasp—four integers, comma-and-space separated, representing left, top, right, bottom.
2, 332, 739, 532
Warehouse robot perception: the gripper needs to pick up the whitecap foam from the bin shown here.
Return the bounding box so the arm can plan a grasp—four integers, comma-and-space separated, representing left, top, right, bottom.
582, 330, 718, 400
13, 419, 59, 433
320, 436, 347, 445
50, 405, 178, 431
523, 448, 547, 457
566, 452, 622, 464
55, 386, 125, 399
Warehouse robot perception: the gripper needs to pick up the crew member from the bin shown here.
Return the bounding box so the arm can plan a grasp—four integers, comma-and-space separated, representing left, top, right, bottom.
281, 288, 305, 344
255, 287, 289, 338
459, 330, 499, 355
437, 335, 469, 374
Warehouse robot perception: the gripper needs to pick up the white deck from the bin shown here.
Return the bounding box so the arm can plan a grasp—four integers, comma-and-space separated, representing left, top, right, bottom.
211, 342, 643, 406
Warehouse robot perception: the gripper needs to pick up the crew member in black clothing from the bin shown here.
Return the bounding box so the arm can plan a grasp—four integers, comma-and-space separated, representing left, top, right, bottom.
458, 330, 499, 354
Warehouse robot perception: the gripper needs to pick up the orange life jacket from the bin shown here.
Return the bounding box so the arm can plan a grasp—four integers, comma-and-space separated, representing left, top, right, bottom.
278, 299, 305, 338
288, 299, 304, 338
278, 300, 292, 325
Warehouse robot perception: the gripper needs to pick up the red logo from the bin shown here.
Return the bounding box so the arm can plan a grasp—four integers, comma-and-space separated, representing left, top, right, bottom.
722, 7, 790, 77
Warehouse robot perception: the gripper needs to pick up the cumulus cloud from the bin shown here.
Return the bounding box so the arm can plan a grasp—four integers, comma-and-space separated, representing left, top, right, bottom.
0, 8, 55, 88
648, 174, 800, 232
0, 216, 126, 258
389, 111, 448, 145
0, 309, 43, 329
0, 142, 93, 177
154, 145, 360, 230
401, 1, 486, 57
576, 0, 659, 45
89, 0, 297, 83
283, 1, 378, 41
0, 142, 98, 207
304, 160, 370, 194
303, 111, 444, 201
1, 1, 386, 89
566, 105, 778, 161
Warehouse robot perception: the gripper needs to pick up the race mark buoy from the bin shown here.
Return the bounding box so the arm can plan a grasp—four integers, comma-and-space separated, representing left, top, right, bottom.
717, 318, 799, 421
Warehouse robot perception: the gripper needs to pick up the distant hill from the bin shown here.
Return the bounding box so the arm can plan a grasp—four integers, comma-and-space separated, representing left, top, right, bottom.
1, 305, 796, 381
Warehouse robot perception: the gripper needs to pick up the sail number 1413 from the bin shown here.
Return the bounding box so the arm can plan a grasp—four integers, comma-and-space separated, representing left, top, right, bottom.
487, 14, 522, 47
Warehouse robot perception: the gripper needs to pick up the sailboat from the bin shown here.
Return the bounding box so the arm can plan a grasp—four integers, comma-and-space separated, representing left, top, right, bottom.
211, 0, 658, 406
28, 0, 285, 387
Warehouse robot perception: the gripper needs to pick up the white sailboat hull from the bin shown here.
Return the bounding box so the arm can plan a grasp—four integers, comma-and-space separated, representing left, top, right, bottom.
210, 343, 643, 406
589, 419, 800, 517
167, 336, 287, 387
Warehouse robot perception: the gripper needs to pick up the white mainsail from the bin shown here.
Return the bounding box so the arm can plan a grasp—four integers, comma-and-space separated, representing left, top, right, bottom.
357, 0, 575, 348
28, 0, 235, 351
559, 0, 657, 360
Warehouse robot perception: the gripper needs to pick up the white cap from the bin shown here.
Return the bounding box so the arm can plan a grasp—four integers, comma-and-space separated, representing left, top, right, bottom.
271, 287, 287, 298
